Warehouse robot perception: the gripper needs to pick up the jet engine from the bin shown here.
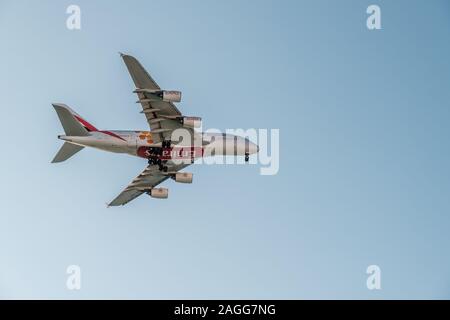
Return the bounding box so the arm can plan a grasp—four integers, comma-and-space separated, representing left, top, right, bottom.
173, 172, 193, 184
180, 116, 202, 128
134, 89, 181, 102
149, 188, 169, 199
157, 90, 182, 102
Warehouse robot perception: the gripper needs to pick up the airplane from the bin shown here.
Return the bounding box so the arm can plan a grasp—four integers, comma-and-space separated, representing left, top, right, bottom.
52, 53, 259, 206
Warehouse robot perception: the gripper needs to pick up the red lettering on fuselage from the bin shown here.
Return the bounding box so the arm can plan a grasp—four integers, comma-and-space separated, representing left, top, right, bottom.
137, 146, 204, 160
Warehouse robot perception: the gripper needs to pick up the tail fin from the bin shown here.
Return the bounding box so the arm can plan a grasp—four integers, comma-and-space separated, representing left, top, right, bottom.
52, 103, 97, 163
52, 142, 84, 163
52, 103, 98, 136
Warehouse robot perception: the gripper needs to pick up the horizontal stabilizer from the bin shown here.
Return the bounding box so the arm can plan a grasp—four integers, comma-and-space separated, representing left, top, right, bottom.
52, 142, 84, 163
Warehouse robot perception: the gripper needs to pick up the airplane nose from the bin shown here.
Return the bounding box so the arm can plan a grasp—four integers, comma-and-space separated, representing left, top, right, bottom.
249, 142, 259, 154
243, 138, 259, 155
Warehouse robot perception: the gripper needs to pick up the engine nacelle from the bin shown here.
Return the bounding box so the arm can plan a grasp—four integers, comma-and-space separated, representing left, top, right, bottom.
158, 90, 182, 103
180, 116, 202, 129
173, 172, 193, 184
134, 89, 182, 102
149, 188, 168, 199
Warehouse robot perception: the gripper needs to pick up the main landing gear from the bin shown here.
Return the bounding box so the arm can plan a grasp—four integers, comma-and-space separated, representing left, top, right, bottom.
245, 152, 250, 163
148, 158, 168, 172
162, 140, 171, 148
147, 140, 172, 172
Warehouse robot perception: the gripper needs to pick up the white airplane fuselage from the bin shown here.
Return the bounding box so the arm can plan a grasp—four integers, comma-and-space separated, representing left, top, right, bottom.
59, 130, 258, 161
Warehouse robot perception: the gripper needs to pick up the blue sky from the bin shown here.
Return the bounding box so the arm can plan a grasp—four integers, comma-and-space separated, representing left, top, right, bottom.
0, 0, 450, 299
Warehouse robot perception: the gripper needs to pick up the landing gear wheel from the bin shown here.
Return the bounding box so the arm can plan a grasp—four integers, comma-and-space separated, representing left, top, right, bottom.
148, 155, 162, 166
162, 140, 172, 148
245, 153, 250, 163
158, 165, 168, 172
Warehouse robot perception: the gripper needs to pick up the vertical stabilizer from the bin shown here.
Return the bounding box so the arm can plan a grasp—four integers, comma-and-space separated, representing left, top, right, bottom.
52, 103, 90, 136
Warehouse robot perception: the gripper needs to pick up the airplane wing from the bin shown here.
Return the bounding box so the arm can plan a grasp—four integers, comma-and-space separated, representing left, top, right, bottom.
108, 162, 191, 206
121, 53, 192, 143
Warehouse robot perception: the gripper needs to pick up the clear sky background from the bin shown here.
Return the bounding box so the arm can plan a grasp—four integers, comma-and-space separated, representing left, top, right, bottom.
0, 0, 450, 299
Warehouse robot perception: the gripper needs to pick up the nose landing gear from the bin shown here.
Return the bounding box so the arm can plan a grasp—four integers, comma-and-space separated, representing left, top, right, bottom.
245, 152, 250, 163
